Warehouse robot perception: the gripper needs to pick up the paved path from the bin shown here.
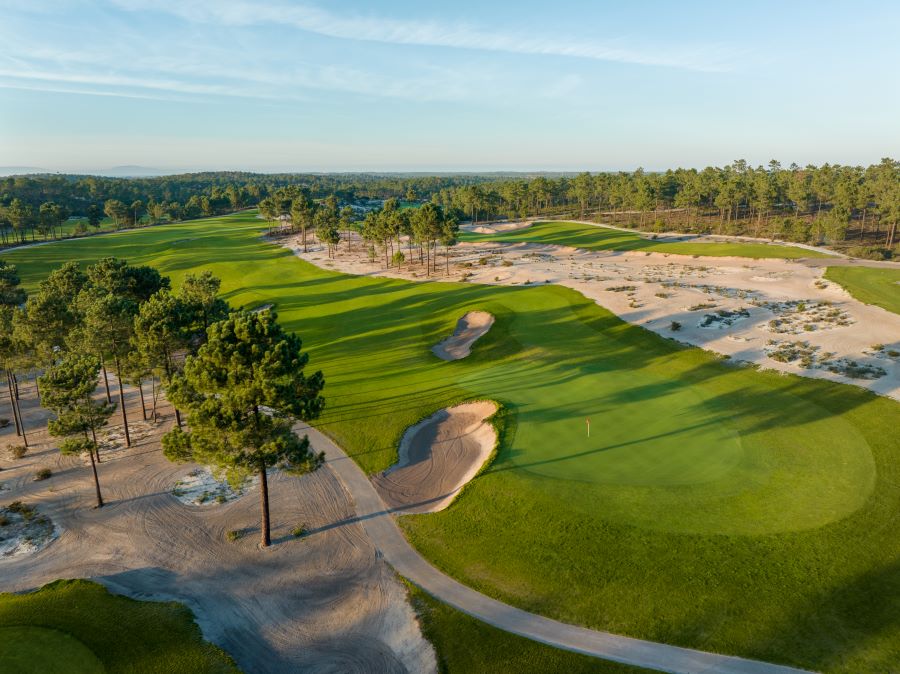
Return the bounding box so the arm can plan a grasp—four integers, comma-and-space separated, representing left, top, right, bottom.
299, 423, 818, 674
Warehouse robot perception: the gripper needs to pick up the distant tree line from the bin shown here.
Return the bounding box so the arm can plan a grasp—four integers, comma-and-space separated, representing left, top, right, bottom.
3, 161, 898, 254
430, 159, 900, 255
0, 172, 493, 245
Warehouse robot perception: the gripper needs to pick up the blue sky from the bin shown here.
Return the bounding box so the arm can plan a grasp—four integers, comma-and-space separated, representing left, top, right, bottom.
1, 0, 898, 172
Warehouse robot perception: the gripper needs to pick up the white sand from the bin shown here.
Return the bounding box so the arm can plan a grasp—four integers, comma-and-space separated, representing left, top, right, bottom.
172, 467, 255, 507
290, 233, 900, 401
372, 401, 498, 514
432, 311, 495, 360
0, 383, 436, 674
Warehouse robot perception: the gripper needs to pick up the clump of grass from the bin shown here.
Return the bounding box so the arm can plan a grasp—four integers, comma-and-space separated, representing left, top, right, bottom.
501, 260, 513, 267
9, 446, 26, 460
34, 468, 52, 482
605, 285, 637, 293
6, 501, 36, 520
670, 321, 682, 332
225, 529, 243, 542
291, 525, 308, 538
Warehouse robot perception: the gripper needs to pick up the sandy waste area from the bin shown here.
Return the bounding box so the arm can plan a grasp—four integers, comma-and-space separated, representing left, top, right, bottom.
0, 379, 436, 674
291, 226, 900, 401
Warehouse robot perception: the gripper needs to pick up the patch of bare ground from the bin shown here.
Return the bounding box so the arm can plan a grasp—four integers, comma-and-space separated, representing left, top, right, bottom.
0, 379, 436, 674
431, 312, 495, 361
371, 401, 498, 514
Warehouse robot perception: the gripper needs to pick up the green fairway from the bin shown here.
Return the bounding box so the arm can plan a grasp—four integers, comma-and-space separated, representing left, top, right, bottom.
825, 266, 900, 315
5, 212, 899, 673
461, 220, 832, 258
0, 580, 238, 673
409, 585, 654, 674
0, 626, 104, 674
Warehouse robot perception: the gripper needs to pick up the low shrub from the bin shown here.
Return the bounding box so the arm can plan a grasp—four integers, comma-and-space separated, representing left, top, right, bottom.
225, 529, 243, 542
291, 525, 308, 538
670, 321, 682, 331
34, 468, 52, 481
846, 245, 892, 261
9, 446, 26, 460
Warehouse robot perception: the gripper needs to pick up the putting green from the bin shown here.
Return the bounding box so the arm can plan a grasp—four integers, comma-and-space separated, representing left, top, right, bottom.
825, 266, 900, 315
462, 221, 832, 258
0, 626, 104, 674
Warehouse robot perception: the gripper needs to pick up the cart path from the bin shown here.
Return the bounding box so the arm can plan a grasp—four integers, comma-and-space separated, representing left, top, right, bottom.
299, 422, 819, 674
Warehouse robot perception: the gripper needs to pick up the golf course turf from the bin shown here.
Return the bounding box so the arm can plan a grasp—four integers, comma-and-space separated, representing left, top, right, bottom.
0, 580, 238, 673
461, 220, 833, 258
825, 265, 900, 315
408, 584, 654, 674
4, 212, 899, 673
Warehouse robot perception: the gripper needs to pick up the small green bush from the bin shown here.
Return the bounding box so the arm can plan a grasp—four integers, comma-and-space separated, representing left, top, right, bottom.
670, 321, 682, 332
225, 529, 243, 542
34, 468, 52, 481
846, 245, 892, 261
291, 525, 308, 538
9, 446, 26, 460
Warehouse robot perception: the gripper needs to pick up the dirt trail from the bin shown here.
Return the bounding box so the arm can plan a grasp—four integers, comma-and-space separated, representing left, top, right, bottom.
372, 401, 498, 513
432, 312, 495, 361
0, 382, 436, 674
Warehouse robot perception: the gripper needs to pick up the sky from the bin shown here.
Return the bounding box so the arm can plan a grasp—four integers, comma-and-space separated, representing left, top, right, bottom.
1, 0, 899, 173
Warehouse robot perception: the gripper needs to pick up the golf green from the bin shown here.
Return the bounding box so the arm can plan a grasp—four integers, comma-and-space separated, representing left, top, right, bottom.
461, 220, 833, 258
5, 213, 898, 673
825, 265, 900, 315
0, 626, 104, 674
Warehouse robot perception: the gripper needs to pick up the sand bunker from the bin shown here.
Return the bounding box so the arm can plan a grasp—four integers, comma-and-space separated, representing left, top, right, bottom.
372, 401, 498, 514
432, 312, 495, 361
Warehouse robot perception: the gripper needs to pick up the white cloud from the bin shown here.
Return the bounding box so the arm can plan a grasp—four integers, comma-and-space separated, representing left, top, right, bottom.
110, 0, 733, 72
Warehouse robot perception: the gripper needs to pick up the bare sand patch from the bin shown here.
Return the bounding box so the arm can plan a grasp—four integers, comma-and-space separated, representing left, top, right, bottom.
172, 467, 255, 507
432, 312, 495, 361
0, 382, 436, 674
372, 401, 498, 514
0, 501, 57, 559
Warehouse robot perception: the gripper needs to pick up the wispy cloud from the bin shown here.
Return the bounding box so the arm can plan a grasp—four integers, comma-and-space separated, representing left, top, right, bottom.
111, 0, 734, 72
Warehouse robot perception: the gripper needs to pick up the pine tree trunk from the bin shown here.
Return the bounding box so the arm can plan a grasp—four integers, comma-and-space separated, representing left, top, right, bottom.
114, 355, 131, 447
101, 361, 112, 403
88, 443, 104, 508
6, 370, 21, 437
90, 426, 100, 462
259, 462, 271, 548
137, 378, 147, 420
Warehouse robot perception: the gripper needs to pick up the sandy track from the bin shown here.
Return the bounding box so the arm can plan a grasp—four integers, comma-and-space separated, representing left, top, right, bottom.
431, 312, 495, 361
372, 402, 498, 514
292, 234, 900, 401
0, 383, 436, 674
